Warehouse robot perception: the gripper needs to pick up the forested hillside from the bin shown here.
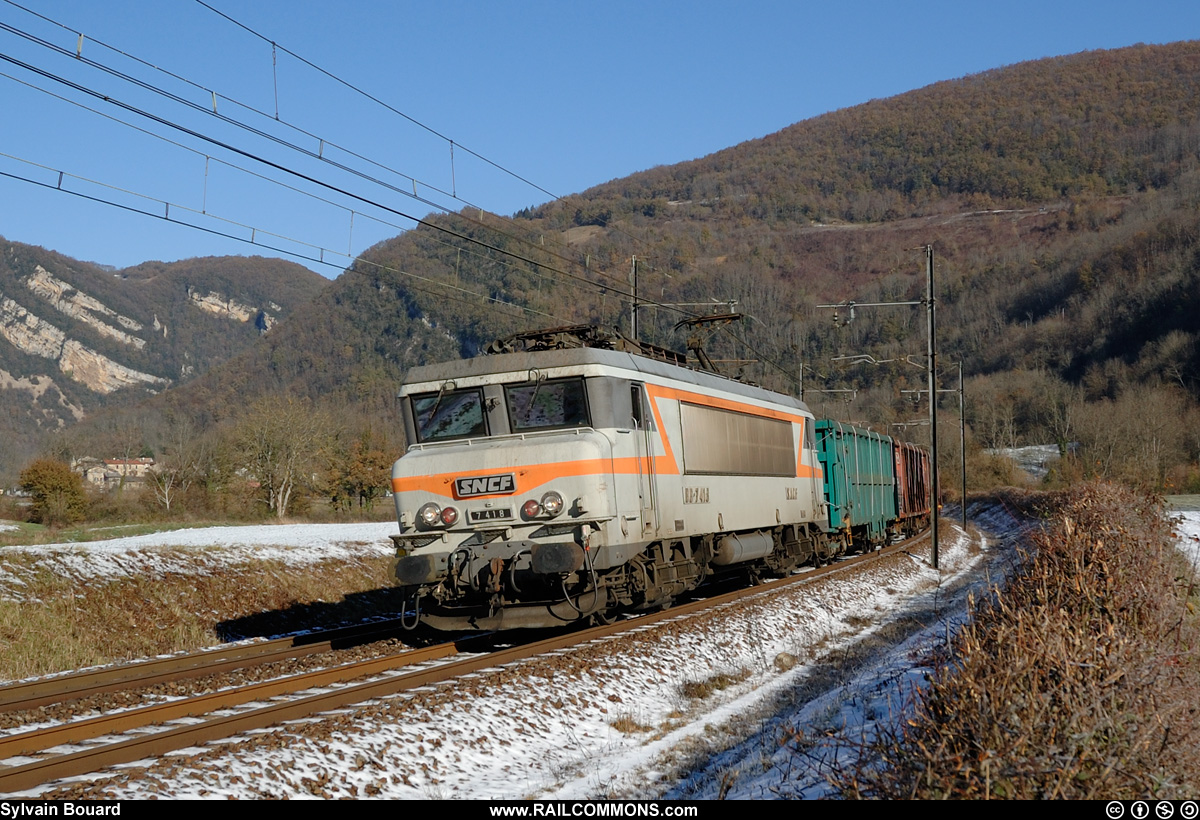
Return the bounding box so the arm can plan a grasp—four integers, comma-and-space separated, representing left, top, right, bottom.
34, 41, 1200, 495
560, 44, 1200, 223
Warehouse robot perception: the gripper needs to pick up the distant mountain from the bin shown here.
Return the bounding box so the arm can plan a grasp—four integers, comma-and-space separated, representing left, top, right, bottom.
0, 239, 327, 472
22, 42, 1200, 483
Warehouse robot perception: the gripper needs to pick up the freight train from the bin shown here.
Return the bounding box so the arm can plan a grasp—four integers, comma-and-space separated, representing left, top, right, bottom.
390, 325, 932, 630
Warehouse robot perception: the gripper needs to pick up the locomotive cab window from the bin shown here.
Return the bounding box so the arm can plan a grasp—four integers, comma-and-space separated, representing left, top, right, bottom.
411, 388, 488, 442
506, 377, 590, 432
625, 382, 657, 430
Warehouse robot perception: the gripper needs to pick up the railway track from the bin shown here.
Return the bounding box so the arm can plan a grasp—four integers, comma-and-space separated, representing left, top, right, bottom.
0, 531, 927, 795
0, 617, 418, 713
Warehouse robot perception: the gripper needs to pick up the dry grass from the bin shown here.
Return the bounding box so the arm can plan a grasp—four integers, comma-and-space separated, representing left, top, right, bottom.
837, 482, 1200, 799
609, 714, 654, 734
0, 554, 398, 681
680, 669, 751, 700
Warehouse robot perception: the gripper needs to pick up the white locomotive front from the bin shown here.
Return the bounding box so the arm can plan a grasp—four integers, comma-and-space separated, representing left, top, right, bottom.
390, 328, 828, 629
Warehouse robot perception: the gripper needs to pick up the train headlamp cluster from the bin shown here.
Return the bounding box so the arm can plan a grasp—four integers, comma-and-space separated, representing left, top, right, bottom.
415, 491, 565, 529
417, 502, 459, 529
522, 491, 565, 520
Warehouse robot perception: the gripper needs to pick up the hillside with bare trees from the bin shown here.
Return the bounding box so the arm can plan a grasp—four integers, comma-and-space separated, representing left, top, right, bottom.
20, 41, 1200, 504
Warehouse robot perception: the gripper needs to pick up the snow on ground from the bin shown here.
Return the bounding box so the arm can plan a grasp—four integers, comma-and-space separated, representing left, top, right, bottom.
665, 500, 1034, 799
987, 444, 1061, 480
1171, 510, 1200, 571
9, 502, 1035, 800
0, 522, 397, 599
9, 499, 1191, 799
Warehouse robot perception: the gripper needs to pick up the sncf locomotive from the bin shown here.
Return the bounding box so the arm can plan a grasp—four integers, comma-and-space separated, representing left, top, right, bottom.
390, 326, 932, 630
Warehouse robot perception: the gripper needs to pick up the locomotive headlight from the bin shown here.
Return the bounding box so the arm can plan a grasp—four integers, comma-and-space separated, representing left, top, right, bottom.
418, 502, 442, 528
440, 506, 459, 526
521, 499, 541, 519
540, 491, 564, 518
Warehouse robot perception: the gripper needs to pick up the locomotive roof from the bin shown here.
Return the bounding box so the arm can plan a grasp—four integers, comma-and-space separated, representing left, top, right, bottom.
401, 347, 811, 415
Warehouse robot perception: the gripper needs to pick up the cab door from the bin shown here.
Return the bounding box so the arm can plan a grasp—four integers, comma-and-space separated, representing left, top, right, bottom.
631, 382, 660, 537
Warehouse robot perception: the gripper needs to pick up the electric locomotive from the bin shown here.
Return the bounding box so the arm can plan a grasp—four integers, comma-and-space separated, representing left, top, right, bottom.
389, 325, 833, 630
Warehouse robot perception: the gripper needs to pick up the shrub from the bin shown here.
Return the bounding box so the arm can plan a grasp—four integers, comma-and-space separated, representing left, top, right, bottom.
838, 483, 1200, 798
19, 458, 87, 526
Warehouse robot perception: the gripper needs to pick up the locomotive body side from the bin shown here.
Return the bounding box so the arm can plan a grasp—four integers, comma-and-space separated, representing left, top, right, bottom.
390, 346, 828, 629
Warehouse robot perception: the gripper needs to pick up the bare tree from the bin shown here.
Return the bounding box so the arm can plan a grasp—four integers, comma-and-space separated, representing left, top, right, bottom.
233, 396, 336, 518
147, 414, 217, 513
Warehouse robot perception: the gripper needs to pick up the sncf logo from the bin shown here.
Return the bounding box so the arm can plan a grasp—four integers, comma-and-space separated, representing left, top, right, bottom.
454, 473, 516, 498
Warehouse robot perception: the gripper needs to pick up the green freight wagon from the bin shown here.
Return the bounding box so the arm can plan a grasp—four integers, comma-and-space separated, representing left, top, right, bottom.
815, 420, 898, 551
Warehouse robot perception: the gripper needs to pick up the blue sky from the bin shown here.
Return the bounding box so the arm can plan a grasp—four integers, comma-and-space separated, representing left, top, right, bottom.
1, 0, 1198, 276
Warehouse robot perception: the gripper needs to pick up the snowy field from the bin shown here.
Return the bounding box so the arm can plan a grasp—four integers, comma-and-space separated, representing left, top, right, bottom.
3, 503, 1190, 799
987, 444, 1061, 480
1170, 510, 1200, 571
0, 522, 397, 600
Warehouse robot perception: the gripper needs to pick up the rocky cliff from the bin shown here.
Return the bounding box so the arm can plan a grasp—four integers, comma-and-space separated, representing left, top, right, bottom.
0, 239, 328, 473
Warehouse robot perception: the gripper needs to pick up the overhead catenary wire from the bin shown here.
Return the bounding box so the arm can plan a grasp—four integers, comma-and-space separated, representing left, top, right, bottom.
0, 9, 621, 293
0, 1, 615, 284
185, 1, 702, 290
188, 0, 724, 294
6, 51, 802, 390
0, 154, 568, 323
191, 0, 562, 206
0, 19, 466, 219
2, 3, 805, 388
0, 51, 651, 305
0, 0, 466, 214
0, 66, 585, 297
1, 3, 684, 302
0, 130, 668, 330
0, 43, 733, 327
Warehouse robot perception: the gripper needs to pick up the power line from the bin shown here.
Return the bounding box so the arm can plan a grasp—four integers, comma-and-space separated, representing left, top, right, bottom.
0, 8, 648, 295
187, 1, 700, 290
187, 0, 724, 295
1, 5, 804, 386
0, 154, 568, 323
192, 0, 562, 206
0, 66, 582, 294
0, 18, 461, 214
0, 50, 616, 295
0, 45, 721, 325
1, 0, 618, 281
1, 0, 466, 213
0, 4, 681, 299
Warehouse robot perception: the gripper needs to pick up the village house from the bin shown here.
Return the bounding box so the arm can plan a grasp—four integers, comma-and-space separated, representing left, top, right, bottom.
73, 457, 155, 487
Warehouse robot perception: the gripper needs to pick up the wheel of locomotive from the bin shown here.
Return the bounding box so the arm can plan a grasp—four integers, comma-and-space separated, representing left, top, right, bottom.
589, 607, 618, 626
745, 565, 768, 585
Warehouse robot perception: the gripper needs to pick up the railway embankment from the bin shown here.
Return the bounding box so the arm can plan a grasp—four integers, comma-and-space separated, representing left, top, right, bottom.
2, 483, 1194, 798
0, 523, 399, 681
836, 482, 1200, 799
6, 505, 989, 798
